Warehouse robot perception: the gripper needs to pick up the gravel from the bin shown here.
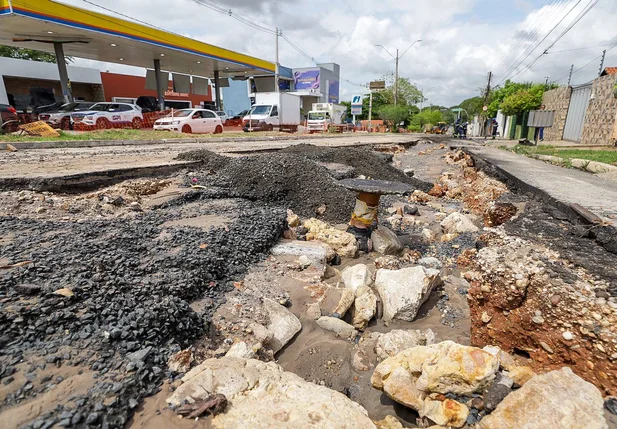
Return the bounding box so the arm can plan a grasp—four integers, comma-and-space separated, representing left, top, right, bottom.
0, 194, 286, 427
176, 146, 432, 223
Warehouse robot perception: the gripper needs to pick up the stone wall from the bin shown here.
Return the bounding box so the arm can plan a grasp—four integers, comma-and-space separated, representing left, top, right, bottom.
580, 73, 617, 146
542, 86, 571, 141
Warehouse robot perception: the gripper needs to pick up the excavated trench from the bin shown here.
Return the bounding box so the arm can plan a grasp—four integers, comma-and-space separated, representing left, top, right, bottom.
0, 141, 616, 428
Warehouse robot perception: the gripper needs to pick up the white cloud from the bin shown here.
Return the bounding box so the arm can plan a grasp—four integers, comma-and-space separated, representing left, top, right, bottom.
58, 0, 616, 106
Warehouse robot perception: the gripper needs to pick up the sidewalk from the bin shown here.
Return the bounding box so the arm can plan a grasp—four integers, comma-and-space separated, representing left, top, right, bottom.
464, 146, 617, 226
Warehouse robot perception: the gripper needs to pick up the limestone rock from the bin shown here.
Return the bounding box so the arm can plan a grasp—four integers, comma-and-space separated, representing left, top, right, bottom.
506, 365, 536, 386
306, 303, 322, 320
271, 240, 329, 277
167, 348, 194, 373
287, 211, 301, 227
422, 228, 436, 242
375, 266, 442, 322
304, 218, 358, 258
264, 299, 301, 353
482, 345, 535, 386
167, 357, 376, 428
371, 226, 403, 255
375, 329, 436, 361
421, 399, 469, 428
316, 316, 358, 339
374, 255, 402, 270
478, 367, 607, 429
441, 212, 479, 234
418, 257, 443, 269
341, 264, 373, 293
352, 288, 377, 330
226, 342, 255, 359
372, 341, 498, 428
373, 415, 404, 429
333, 288, 356, 318
53, 288, 74, 298
411, 190, 433, 203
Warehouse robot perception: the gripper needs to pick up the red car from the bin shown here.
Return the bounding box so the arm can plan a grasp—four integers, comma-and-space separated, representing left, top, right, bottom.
0, 103, 19, 134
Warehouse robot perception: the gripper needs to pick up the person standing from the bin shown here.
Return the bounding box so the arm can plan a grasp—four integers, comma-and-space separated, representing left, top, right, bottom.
535, 104, 546, 141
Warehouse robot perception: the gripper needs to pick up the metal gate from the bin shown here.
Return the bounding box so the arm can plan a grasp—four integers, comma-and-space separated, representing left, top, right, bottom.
563, 83, 592, 142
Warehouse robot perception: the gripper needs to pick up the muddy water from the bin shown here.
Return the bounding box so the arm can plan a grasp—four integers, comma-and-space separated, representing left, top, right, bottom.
273, 256, 471, 425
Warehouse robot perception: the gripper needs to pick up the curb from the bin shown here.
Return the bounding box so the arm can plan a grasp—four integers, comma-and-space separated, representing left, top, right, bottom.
529, 154, 617, 174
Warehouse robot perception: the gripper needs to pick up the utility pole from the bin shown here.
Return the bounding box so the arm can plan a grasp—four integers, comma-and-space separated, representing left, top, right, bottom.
394, 49, 399, 106
482, 71, 492, 137
567, 64, 574, 86
420, 88, 423, 110
368, 91, 373, 132
376, 40, 421, 107
599, 49, 606, 77
275, 27, 280, 93
544, 75, 550, 89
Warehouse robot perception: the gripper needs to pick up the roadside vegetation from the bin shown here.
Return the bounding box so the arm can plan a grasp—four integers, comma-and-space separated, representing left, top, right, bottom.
0, 129, 281, 143
511, 145, 617, 166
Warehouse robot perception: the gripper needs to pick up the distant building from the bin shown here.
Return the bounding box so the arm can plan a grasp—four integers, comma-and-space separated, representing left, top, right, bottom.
0, 57, 213, 111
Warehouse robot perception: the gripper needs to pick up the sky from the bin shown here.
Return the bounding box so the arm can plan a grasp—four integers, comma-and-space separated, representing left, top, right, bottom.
58, 0, 617, 107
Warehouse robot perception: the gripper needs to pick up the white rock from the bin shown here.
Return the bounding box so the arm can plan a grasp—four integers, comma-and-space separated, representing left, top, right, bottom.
263, 299, 301, 353
271, 240, 329, 273
375, 266, 442, 322
341, 264, 373, 293
306, 303, 322, 320
333, 288, 356, 318
298, 255, 312, 269
422, 228, 436, 242
375, 329, 436, 361
167, 357, 376, 428
304, 218, 358, 258
371, 226, 403, 255
478, 367, 607, 429
418, 257, 443, 269
316, 316, 358, 339
352, 288, 377, 330
226, 342, 255, 359
372, 341, 497, 428
562, 331, 574, 341
440, 212, 479, 234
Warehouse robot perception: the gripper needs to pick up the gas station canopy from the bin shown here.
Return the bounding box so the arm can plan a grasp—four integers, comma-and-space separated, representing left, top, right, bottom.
0, 0, 275, 78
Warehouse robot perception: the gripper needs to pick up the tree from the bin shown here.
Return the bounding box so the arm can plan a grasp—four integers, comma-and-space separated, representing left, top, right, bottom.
0, 45, 58, 63
457, 96, 484, 117
409, 109, 443, 131
499, 84, 546, 116
381, 72, 423, 106
376, 105, 410, 132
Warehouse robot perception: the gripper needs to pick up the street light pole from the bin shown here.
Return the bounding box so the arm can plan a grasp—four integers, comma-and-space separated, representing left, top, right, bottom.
376, 39, 421, 106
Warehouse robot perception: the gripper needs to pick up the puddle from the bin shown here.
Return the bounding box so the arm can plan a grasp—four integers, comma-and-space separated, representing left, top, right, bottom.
161, 215, 230, 231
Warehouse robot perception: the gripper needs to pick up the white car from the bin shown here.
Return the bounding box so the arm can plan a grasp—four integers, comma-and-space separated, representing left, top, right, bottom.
153, 109, 224, 134
71, 102, 144, 129
216, 111, 229, 124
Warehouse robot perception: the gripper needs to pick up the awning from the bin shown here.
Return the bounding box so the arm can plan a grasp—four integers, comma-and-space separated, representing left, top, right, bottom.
0, 0, 275, 78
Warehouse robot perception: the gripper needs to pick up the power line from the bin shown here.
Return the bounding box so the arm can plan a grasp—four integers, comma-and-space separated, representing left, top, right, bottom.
497, 0, 585, 85
522, 0, 600, 73
493, 0, 564, 79
555, 44, 617, 83
190, 0, 276, 35
340, 0, 380, 43
546, 42, 617, 54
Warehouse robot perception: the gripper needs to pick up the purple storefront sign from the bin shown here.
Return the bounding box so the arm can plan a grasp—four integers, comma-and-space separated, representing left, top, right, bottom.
329, 80, 339, 103
294, 69, 320, 90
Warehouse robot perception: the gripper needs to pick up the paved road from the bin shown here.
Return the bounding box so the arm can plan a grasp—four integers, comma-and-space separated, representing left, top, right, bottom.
0, 134, 422, 179
467, 146, 617, 225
